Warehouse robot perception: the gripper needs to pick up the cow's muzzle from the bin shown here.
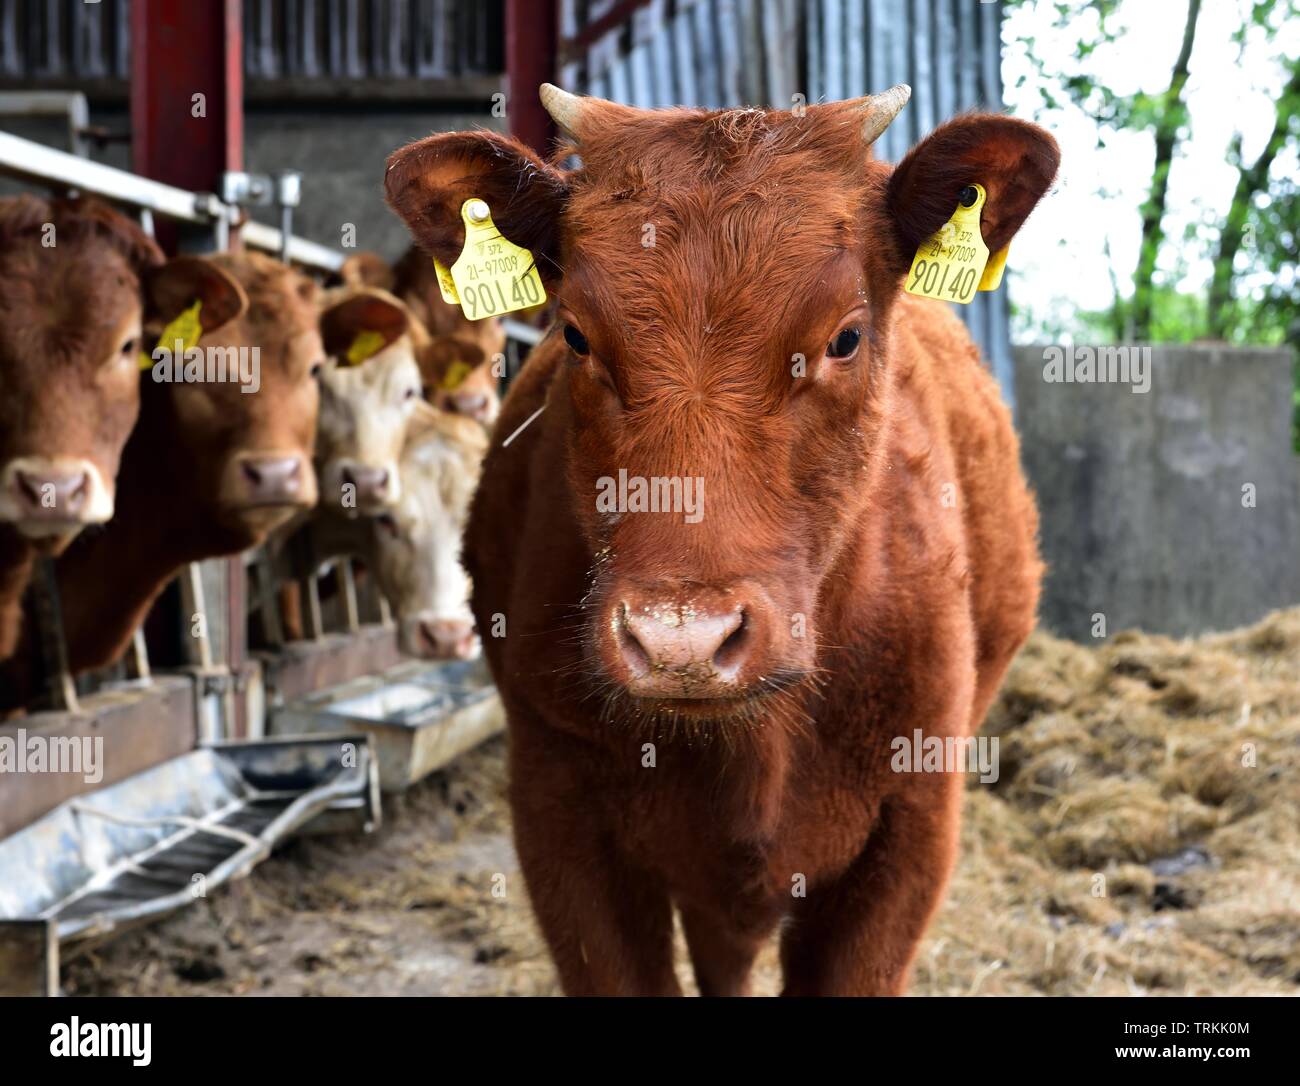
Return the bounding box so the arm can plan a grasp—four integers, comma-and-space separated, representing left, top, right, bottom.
0, 456, 113, 539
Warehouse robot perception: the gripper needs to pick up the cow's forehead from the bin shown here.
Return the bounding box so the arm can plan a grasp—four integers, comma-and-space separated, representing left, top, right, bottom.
563, 113, 869, 338
564, 183, 862, 351
0, 244, 139, 368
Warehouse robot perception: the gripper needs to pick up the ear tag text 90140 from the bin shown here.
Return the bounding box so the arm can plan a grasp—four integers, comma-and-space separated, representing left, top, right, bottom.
905, 184, 992, 306
447, 198, 547, 321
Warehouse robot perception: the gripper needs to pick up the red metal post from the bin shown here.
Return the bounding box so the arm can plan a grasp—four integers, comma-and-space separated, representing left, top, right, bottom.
505, 0, 558, 156
130, 0, 243, 250
130, 0, 248, 737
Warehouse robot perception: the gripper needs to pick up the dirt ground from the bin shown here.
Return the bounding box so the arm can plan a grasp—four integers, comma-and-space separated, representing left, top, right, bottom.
64, 608, 1300, 996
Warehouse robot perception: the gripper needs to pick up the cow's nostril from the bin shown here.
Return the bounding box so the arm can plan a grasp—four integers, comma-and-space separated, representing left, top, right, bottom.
14, 469, 91, 514
240, 457, 304, 502
418, 617, 476, 659
16, 473, 41, 504
713, 610, 749, 672
616, 604, 653, 677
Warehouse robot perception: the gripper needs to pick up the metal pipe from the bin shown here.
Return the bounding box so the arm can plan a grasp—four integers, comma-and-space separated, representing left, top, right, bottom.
0, 130, 345, 273
0, 130, 213, 222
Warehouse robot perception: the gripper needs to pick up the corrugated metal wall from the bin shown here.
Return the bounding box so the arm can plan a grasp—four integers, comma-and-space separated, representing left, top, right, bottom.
0, 0, 502, 91
561, 0, 1014, 405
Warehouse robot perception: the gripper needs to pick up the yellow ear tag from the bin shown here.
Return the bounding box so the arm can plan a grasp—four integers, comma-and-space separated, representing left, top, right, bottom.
449, 198, 547, 322
440, 360, 472, 391
904, 184, 989, 305
139, 300, 203, 370
346, 329, 387, 366
433, 259, 460, 305
978, 244, 1009, 292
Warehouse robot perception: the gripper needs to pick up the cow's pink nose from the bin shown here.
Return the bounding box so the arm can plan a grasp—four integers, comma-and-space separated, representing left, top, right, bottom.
615, 599, 750, 698
340, 463, 391, 505
13, 468, 90, 518
416, 617, 477, 660
240, 456, 304, 503
448, 392, 490, 418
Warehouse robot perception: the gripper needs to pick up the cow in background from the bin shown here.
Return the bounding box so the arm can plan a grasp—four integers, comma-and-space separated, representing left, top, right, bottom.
312, 287, 427, 514
264, 285, 426, 642
0, 251, 322, 707
278, 400, 487, 659
420, 335, 500, 429
385, 84, 1057, 995
331, 251, 394, 293
369, 401, 486, 659
0, 196, 243, 660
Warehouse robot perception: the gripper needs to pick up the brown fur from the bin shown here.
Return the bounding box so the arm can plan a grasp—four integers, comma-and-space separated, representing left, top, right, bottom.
0, 196, 165, 660
1, 252, 322, 705
386, 97, 1057, 995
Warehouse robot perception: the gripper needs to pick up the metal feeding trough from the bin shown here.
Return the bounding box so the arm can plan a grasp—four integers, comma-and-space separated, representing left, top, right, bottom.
0, 734, 380, 996
269, 657, 504, 792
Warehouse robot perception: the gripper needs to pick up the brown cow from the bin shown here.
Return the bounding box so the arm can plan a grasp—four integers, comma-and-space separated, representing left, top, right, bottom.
386, 84, 1058, 995
1, 250, 322, 703
0, 196, 243, 659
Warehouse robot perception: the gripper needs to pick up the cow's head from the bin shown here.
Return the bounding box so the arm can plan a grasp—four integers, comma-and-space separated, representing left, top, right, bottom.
370, 401, 487, 659
0, 197, 244, 548
153, 251, 322, 539
316, 288, 424, 514
386, 86, 1058, 717
421, 335, 500, 428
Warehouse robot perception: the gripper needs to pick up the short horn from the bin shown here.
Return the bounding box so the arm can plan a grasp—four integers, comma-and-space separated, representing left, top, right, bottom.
859, 83, 911, 144
540, 83, 589, 140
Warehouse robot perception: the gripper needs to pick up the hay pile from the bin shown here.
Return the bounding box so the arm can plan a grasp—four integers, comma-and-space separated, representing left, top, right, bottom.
917, 608, 1300, 995
65, 608, 1300, 996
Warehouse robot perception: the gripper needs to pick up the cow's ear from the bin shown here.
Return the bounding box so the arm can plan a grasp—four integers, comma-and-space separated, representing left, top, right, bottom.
419, 335, 486, 386
144, 256, 248, 335
337, 251, 394, 291
384, 131, 568, 287
319, 289, 409, 360
886, 115, 1059, 273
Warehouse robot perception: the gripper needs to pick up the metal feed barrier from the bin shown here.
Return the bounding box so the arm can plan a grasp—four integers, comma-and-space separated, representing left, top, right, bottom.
0, 126, 511, 992
0, 734, 382, 996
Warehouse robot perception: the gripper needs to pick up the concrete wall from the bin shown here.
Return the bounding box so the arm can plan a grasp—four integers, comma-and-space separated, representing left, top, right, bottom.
1015, 345, 1300, 641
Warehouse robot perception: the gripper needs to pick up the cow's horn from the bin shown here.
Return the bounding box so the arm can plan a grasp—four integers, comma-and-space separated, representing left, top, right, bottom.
540, 83, 590, 140
858, 84, 911, 144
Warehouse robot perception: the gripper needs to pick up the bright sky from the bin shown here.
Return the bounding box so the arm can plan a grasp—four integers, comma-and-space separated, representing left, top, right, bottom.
1000, 0, 1299, 341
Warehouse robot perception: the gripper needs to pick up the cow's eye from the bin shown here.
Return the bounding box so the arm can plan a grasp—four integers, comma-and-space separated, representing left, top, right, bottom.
827, 327, 862, 360
563, 323, 590, 356
403, 387, 418, 400
120, 336, 140, 357
309, 359, 324, 378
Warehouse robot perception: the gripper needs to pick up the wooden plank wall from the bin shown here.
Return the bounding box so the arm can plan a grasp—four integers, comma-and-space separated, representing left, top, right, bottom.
562, 0, 1015, 408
